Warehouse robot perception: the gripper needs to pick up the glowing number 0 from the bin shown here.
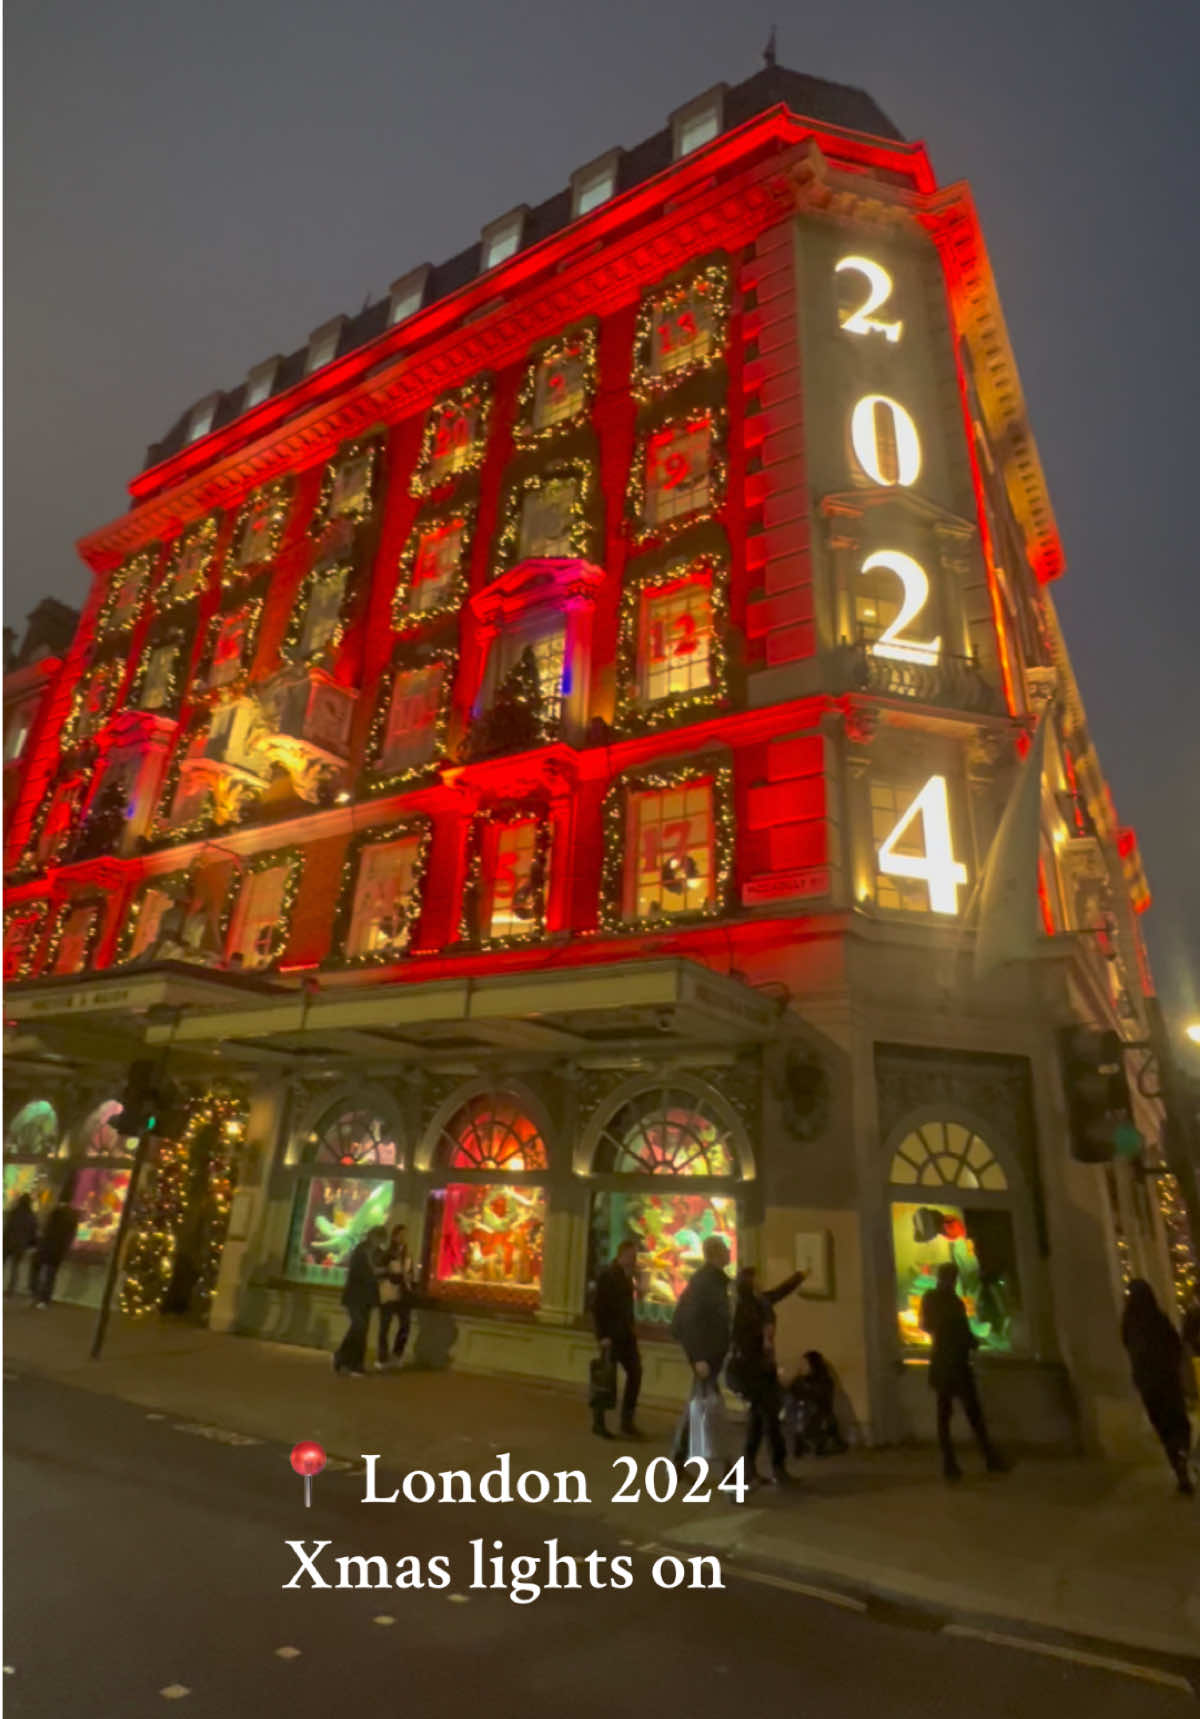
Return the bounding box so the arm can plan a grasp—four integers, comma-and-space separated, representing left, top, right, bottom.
876, 775, 967, 915
860, 551, 941, 665
850, 395, 921, 488
835, 257, 903, 342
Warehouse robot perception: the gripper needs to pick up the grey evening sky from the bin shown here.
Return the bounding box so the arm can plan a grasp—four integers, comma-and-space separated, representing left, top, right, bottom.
5, 0, 1198, 1031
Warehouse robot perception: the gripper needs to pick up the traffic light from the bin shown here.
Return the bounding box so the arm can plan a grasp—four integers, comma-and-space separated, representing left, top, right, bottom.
118, 1059, 164, 1138
1058, 1026, 1140, 1162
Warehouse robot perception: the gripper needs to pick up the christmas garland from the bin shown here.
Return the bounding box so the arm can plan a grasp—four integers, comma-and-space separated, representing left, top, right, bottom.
96, 548, 159, 637
613, 550, 730, 735
625, 405, 728, 549
458, 799, 553, 950
491, 456, 602, 579
598, 753, 735, 934
630, 258, 731, 403
40, 893, 106, 976
309, 434, 382, 537
227, 476, 292, 579
362, 639, 458, 793
512, 324, 599, 446
325, 815, 432, 969
409, 376, 493, 498
392, 503, 477, 627
2, 898, 50, 981
154, 514, 221, 612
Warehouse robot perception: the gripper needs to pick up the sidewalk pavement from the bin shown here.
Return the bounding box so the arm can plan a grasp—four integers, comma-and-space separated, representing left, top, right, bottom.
5, 1302, 1198, 1659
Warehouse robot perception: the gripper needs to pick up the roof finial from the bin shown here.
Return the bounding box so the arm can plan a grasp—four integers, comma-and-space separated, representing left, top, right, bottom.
763, 24, 777, 68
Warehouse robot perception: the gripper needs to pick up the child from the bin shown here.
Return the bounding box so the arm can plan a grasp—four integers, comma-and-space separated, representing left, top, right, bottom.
786, 1350, 848, 1458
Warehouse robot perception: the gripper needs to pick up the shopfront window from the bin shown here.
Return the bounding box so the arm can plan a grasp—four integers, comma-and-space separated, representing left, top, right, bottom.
889, 1123, 1022, 1356
72, 1167, 133, 1258
425, 1096, 548, 1308
285, 1104, 403, 1287
587, 1086, 741, 1329
3, 1099, 62, 1224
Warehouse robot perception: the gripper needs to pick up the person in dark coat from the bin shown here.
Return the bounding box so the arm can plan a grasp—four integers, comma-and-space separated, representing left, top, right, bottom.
592, 1239, 642, 1439
377, 1223, 415, 1369
728, 1265, 806, 1483
333, 1226, 386, 1376
920, 1262, 1005, 1481
30, 1197, 78, 1308
670, 1236, 732, 1463
1121, 1278, 1194, 1495
787, 1350, 848, 1457
4, 1194, 38, 1295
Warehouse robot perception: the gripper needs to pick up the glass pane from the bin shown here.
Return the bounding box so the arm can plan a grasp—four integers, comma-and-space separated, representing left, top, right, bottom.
316, 1110, 398, 1166
348, 840, 420, 958
487, 822, 541, 938
588, 1191, 738, 1327
517, 480, 577, 560
533, 354, 586, 429
411, 523, 464, 611
651, 288, 716, 374
381, 666, 443, 772
71, 1168, 133, 1257
4, 1100, 59, 1157
286, 1177, 395, 1285
427, 1183, 545, 1306
640, 583, 713, 704
627, 785, 714, 920
445, 1099, 547, 1170
645, 426, 712, 527
891, 1200, 1020, 1354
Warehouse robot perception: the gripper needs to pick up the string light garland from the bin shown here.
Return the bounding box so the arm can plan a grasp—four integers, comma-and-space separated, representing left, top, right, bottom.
96, 548, 160, 638
1156, 1171, 1199, 1309
127, 626, 190, 718
362, 641, 458, 793
458, 800, 553, 950
62, 658, 125, 751
392, 504, 477, 627
196, 595, 264, 694
325, 816, 432, 969
39, 894, 105, 976
491, 457, 602, 579
227, 477, 292, 580
614, 550, 730, 735
630, 259, 731, 403
2, 899, 50, 981
279, 558, 356, 663
598, 753, 734, 934
512, 324, 599, 446
154, 513, 221, 612
410, 377, 493, 498
624, 406, 728, 549
217, 846, 305, 967
309, 435, 381, 537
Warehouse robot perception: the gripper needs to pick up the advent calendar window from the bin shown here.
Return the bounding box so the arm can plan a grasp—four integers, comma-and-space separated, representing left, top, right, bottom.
347, 836, 422, 959
485, 820, 545, 939
517, 477, 579, 560
640, 418, 716, 533
651, 287, 717, 378
377, 664, 445, 775
207, 602, 260, 688
413, 384, 490, 494
626, 782, 714, 921
49, 904, 101, 976
137, 641, 184, 712
228, 861, 295, 970
231, 481, 290, 571
160, 519, 218, 609
2, 908, 47, 982
401, 516, 470, 616
100, 553, 153, 636
639, 580, 713, 704
125, 885, 175, 961
294, 564, 350, 660
515, 330, 596, 441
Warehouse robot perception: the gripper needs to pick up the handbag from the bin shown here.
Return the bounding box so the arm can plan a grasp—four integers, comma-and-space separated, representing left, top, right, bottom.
688, 1381, 727, 1468
589, 1351, 617, 1410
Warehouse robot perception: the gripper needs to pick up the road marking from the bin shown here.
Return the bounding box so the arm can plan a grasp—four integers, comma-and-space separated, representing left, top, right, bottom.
159, 1685, 191, 1700
941, 1626, 1194, 1694
170, 1421, 262, 1447
619, 1539, 635, 1548
274, 1646, 301, 1660
372, 1615, 396, 1627
146, 1412, 166, 1421
727, 1566, 868, 1613
447, 1594, 469, 1605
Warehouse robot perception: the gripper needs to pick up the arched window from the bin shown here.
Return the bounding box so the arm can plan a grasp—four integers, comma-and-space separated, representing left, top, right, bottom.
587, 1085, 742, 1330
888, 1120, 1022, 1357
3, 1099, 61, 1219
425, 1095, 548, 1309
285, 1101, 403, 1288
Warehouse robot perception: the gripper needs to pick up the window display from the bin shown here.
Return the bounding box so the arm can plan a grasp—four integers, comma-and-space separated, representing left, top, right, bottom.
347, 837, 423, 960
427, 1184, 545, 1306
227, 861, 294, 971
411, 520, 467, 612
485, 820, 544, 939
643, 421, 714, 530
231, 480, 290, 571
530, 344, 588, 432
891, 1201, 1020, 1355
138, 641, 184, 712
286, 1176, 395, 1285
81, 1101, 134, 1158
5, 1099, 60, 1156
206, 601, 262, 688
4, 1162, 48, 1210
72, 1167, 132, 1258
411, 381, 491, 495
294, 564, 350, 660
639, 581, 713, 704
312, 1108, 398, 1166
626, 783, 714, 920
589, 1191, 738, 1326
100, 553, 154, 635
632, 264, 729, 399
160, 516, 219, 609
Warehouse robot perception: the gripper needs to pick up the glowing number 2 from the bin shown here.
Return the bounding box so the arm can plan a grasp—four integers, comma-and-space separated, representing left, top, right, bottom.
860, 551, 941, 665
835, 257, 903, 342
876, 775, 967, 915
850, 395, 921, 488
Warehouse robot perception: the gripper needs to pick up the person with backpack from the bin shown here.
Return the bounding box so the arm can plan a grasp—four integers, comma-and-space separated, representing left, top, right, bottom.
727, 1265, 806, 1485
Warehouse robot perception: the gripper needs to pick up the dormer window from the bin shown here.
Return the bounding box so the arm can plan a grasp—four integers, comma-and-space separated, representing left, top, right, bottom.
481, 208, 526, 272
305, 319, 344, 375
186, 395, 219, 442
672, 89, 723, 159
244, 358, 279, 409
389, 265, 430, 327
571, 152, 619, 218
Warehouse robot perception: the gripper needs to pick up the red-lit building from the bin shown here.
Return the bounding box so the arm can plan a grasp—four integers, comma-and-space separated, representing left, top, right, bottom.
4, 64, 1191, 1450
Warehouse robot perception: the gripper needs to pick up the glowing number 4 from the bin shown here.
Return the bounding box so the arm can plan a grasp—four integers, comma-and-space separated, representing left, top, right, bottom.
876, 775, 967, 915
861, 551, 940, 665
836, 257, 903, 342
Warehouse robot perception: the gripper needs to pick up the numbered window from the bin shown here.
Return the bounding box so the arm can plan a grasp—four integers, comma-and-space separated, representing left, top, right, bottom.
226, 860, 296, 971
313, 440, 377, 533
486, 622, 568, 730
231, 481, 290, 571
206, 602, 260, 688
69, 661, 122, 745
514, 330, 597, 441
652, 288, 717, 378
422, 398, 486, 490
426, 1094, 548, 1309
484, 820, 545, 939
376, 663, 446, 776
626, 782, 714, 921
639, 418, 717, 533
161, 519, 218, 609
346, 835, 423, 960
100, 553, 153, 635
397, 515, 470, 618
639, 581, 713, 704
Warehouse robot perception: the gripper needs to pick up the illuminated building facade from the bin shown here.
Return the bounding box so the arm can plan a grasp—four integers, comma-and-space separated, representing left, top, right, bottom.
4, 64, 1190, 1450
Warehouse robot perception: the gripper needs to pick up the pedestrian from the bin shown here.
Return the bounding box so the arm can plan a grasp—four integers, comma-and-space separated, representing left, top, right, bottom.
787, 1350, 848, 1458
592, 1238, 643, 1439
727, 1264, 806, 1485
377, 1223, 415, 1369
333, 1225, 385, 1377
920, 1261, 1006, 1481
1120, 1277, 1194, 1496
670, 1235, 732, 1467
1182, 1293, 1200, 1407
30, 1195, 79, 1308
4, 1193, 38, 1295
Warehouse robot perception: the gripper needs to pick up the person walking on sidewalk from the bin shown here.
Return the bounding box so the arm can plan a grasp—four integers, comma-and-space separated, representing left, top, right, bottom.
377, 1223, 415, 1369
592, 1239, 643, 1439
30, 1194, 78, 1308
1121, 1277, 1194, 1496
670, 1236, 732, 1465
4, 1193, 38, 1295
920, 1262, 1006, 1482
727, 1265, 806, 1485
333, 1226, 385, 1377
